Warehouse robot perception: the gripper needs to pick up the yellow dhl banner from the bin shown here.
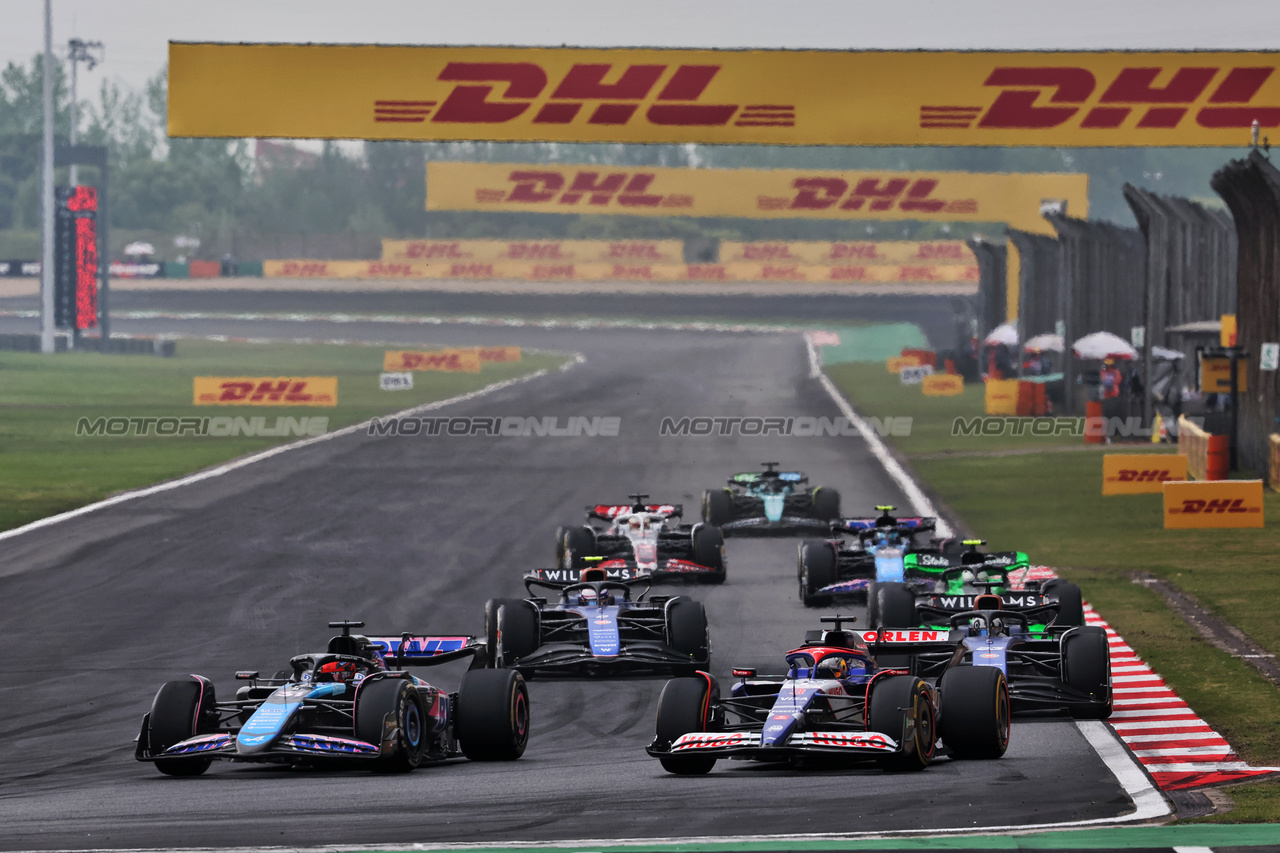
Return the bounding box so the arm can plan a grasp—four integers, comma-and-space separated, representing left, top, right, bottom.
384, 349, 482, 372
720, 241, 973, 265
1102, 454, 1189, 495
473, 346, 522, 363
922, 374, 965, 396
263, 259, 977, 284
171, 44, 1280, 148
381, 239, 684, 263
426, 162, 1086, 235
1163, 480, 1265, 529
194, 377, 337, 406
1198, 354, 1248, 393
984, 379, 1019, 415
886, 355, 925, 373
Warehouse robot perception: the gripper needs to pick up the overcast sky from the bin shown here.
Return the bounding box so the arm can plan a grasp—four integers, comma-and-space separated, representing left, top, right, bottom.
3, 0, 1280, 97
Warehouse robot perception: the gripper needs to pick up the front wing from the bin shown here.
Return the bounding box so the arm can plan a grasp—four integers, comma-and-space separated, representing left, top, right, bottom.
512, 641, 704, 675
721, 515, 832, 537
135, 717, 399, 765
647, 729, 901, 760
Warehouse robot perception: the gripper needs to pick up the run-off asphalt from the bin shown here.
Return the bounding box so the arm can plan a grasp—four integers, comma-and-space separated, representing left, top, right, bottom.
0, 320, 1135, 849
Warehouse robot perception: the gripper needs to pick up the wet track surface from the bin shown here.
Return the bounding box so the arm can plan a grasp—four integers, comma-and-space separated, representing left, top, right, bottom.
0, 298, 1137, 849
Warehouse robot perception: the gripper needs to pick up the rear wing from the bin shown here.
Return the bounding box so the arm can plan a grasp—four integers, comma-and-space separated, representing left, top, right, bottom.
904, 551, 1027, 573
367, 635, 487, 668
858, 628, 959, 656
588, 503, 681, 520
730, 471, 806, 484
840, 516, 935, 533
526, 566, 644, 583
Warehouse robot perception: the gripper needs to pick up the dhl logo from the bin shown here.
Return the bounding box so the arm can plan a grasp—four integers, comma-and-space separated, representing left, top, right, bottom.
450, 263, 496, 278
495, 170, 692, 209
386, 349, 482, 372
278, 261, 330, 277
763, 177, 979, 214
606, 242, 666, 259
1173, 498, 1259, 514
1110, 468, 1174, 483
194, 377, 338, 407
924, 65, 1280, 131
375, 62, 796, 129
403, 241, 470, 259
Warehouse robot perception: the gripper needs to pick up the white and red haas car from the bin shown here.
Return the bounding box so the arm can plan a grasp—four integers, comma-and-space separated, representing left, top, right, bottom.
554, 493, 726, 584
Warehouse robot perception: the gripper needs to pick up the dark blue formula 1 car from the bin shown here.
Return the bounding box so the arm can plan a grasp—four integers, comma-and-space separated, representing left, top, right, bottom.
484, 568, 710, 677
135, 621, 528, 775
702, 462, 841, 537
797, 505, 944, 606
646, 616, 1009, 774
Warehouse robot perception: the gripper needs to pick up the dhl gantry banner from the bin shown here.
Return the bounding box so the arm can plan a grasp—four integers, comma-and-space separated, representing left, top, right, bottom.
425, 162, 1087, 234
719, 241, 972, 265
381, 239, 684, 263
170, 43, 1280, 147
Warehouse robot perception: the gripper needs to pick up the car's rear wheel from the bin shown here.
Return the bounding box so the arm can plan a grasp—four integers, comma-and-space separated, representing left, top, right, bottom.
692, 524, 726, 583
798, 540, 836, 606
869, 581, 917, 628
811, 487, 841, 521
1062, 626, 1112, 719
456, 668, 530, 761
666, 598, 710, 672
938, 666, 1010, 759
562, 526, 596, 569
867, 675, 935, 772
655, 676, 718, 775
703, 488, 733, 527
149, 678, 215, 777
485, 598, 539, 669
1044, 579, 1085, 627
354, 677, 426, 772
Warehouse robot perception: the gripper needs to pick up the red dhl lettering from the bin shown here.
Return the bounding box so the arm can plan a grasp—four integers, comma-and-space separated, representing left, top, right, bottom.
899, 266, 940, 281
280, 262, 329, 276
504, 170, 666, 207
914, 243, 965, 260
366, 263, 413, 276
531, 264, 575, 278
830, 266, 869, 281
741, 244, 795, 260
761, 264, 802, 279
421, 62, 751, 128
924, 66, 1280, 131
400, 353, 465, 370
404, 242, 466, 259
612, 264, 654, 278
607, 242, 663, 259
1116, 468, 1173, 482
829, 243, 881, 260
1176, 498, 1258, 514
787, 177, 973, 215
220, 380, 314, 403
687, 264, 727, 280
450, 263, 495, 277
506, 242, 567, 259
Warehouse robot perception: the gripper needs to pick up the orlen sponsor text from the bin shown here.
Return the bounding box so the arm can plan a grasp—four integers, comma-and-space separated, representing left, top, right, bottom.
194, 377, 337, 407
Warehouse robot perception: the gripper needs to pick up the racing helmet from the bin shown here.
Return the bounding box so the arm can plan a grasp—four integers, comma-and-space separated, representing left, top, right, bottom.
316, 660, 359, 683
815, 655, 851, 680
627, 515, 645, 532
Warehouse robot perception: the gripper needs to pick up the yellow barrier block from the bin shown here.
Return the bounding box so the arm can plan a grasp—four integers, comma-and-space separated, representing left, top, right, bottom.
922, 374, 964, 396
1163, 480, 1264, 529
194, 377, 337, 406
383, 349, 482, 373
1102, 454, 1188, 495
887, 355, 924, 374
984, 379, 1019, 415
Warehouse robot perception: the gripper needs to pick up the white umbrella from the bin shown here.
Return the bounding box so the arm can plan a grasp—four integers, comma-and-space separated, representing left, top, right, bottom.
1023, 333, 1064, 353
1073, 331, 1138, 361
1151, 345, 1185, 361
983, 323, 1018, 347
124, 241, 156, 256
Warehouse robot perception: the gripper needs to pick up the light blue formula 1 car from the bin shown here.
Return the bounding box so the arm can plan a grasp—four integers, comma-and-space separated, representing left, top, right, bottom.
702, 462, 841, 536
135, 621, 528, 775
797, 505, 943, 606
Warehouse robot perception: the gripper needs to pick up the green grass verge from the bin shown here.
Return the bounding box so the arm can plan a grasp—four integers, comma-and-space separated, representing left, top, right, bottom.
0, 340, 566, 533
825, 358, 1280, 814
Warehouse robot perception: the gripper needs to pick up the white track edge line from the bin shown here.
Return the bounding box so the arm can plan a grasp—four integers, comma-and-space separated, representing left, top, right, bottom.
0, 357, 582, 545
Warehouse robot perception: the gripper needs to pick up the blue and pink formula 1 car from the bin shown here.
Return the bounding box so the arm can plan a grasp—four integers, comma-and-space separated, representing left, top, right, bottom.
135, 621, 528, 775
797, 505, 945, 606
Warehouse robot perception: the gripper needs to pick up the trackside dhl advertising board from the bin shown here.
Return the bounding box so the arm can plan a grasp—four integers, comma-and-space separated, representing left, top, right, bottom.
194, 377, 337, 406
381, 239, 684, 263
1163, 480, 1264, 529
384, 349, 482, 372
720, 241, 972, 265
426, 162, 1087, 235
171, 44, 1280, 149
922, 374, 965, 396
1102, 454, 1189, 495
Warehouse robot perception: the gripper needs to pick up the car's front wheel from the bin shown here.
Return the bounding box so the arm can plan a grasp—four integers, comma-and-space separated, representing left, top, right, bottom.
148, 678, 215, 777
456, 668, 530, 761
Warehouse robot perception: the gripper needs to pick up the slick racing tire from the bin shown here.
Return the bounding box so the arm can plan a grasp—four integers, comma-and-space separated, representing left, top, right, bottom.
355, 677, 427, 773
702, 488, 733, 527
456, 668, 530, 761
692, 524, 726, 583
811, 486, 841, 521
1043, 579, 1085, 627
484, 598, 540, 669
867, 675, 936, 772
554, 526, 570, 568
798, 539, 836, 607
655, 675, 718, 775
149, 678, 216, 777
562, 526, 596, 569
1062, 626, 1112, 719
938, 666, 1010, 759
869, 581, 917, 628
665, 598, 710, 672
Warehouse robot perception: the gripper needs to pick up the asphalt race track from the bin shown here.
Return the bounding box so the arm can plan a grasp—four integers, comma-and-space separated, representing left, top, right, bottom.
0, 302, 1138, 849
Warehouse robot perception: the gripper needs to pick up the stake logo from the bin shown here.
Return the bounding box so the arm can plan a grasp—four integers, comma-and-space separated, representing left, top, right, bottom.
194, 377, 337, 407
923, 65, 1280, 132
375, 62, 795, 129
